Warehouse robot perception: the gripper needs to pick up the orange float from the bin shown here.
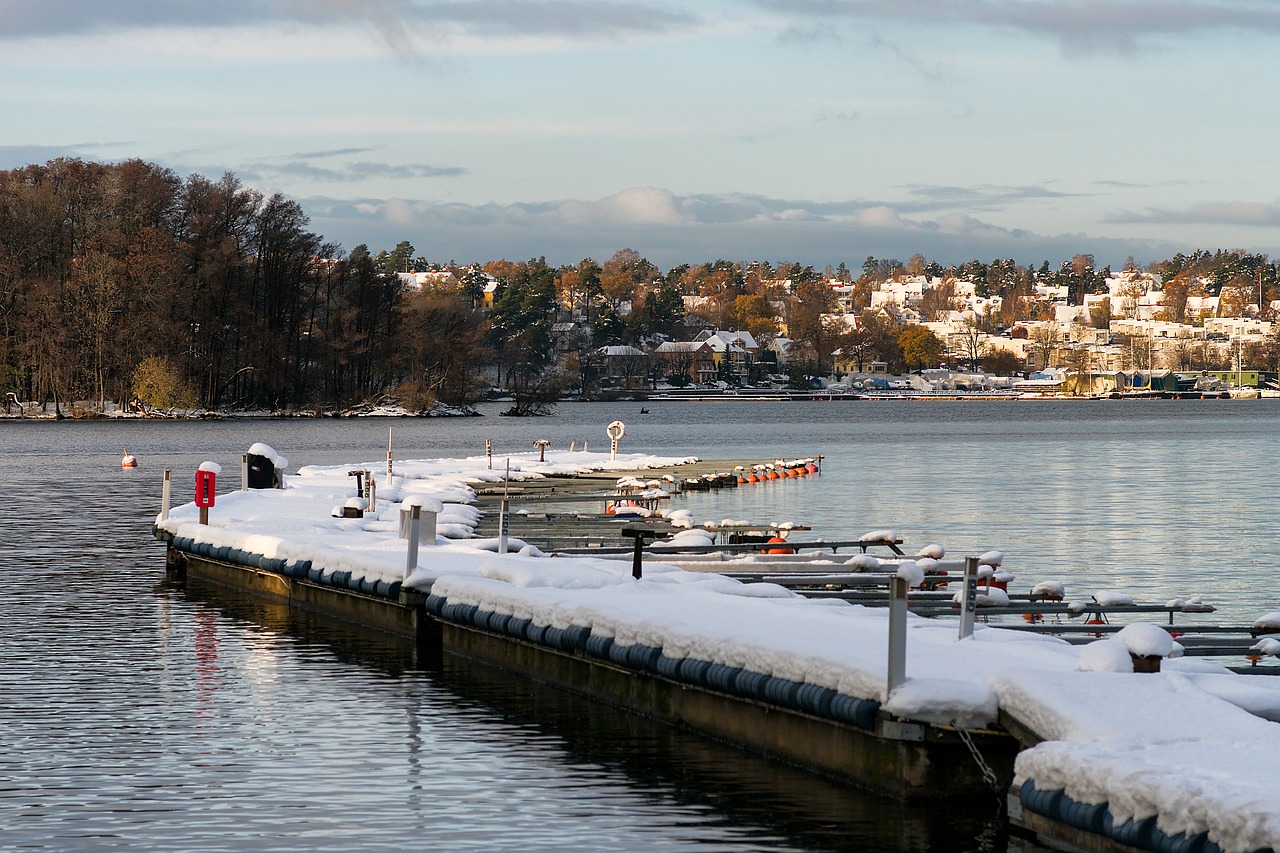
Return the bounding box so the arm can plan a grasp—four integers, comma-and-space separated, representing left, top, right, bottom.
764, 536, 794, 555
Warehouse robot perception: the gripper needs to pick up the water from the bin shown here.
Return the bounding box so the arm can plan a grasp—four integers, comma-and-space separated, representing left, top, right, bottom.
4, 400, 1278, 850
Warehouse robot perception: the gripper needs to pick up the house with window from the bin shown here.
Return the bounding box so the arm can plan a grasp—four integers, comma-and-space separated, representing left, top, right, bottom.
653, 340, 716, 384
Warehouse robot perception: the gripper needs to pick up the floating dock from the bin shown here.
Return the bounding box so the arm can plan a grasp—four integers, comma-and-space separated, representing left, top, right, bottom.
153, 446, 1280, 853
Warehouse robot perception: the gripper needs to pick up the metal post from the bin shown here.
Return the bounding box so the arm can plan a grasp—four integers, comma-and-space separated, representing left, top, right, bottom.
241, 454, 249, 490
498, 498, 509, 554
486, 438, 492, 469
887, 576, 908, 694
161, 470, 172, 520
405, 505, 421, 577
386, 426, 393, 482
959, 556, 978, 640
498, 458, 510, 554
367, 472, 376, 512
631, 535, 645, 580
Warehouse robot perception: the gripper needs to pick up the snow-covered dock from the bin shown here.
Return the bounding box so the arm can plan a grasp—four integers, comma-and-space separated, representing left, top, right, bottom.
153, 446, 1280, 853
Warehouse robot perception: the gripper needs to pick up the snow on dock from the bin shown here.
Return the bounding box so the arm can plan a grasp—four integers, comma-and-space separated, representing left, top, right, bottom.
154, 447, 1280, 853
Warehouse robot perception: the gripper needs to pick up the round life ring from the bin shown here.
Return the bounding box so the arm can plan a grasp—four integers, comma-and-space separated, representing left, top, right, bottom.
607, 420, 626, 440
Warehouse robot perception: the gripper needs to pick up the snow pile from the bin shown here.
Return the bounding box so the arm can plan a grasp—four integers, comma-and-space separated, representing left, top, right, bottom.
248, 442, 288, 471
951, 585, 1010, 607
844, 553, 881, 572
895, 560, 924, 587
1253, 612, 1280, 632
1032, 580, 1065, 600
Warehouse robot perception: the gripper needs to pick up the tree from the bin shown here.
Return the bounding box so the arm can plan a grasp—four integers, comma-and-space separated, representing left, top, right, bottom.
600, 248, 659, 310
131, 356, 192, 413
628, 283, 685, 341
954, 318, 987, 372
395, 287, 490, 408
980, 348, 1024, 377
897, 325, 943, 372
1028, 324, 1061, 370
786, 279, 839, 374
918, 278, 957, 321
728, 293, 777, 340
1159, 274, 1190, 324
386, 239, 412, 272
1089, 300, 1111, 329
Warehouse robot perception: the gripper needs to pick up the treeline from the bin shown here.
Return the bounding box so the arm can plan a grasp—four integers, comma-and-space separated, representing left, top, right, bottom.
0, 159, 408, 412
2, 158, 1276, 413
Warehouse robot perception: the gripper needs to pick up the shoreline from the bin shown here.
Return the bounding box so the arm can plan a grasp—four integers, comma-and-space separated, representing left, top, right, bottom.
1, 389, 1268, 422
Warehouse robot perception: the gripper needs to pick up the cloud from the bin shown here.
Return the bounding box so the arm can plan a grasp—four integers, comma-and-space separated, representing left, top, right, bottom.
0, 0, 700, 44
751, 0, 1280, 54
254, 159, 466, 182
902, 183, 1083, 211
300, 186, 1191, 268
1108, 200, 1280, 227
0, 144, 96, 169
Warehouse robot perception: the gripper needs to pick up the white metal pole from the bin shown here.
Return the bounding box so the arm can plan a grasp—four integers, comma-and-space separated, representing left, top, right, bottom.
498, 459, 510, 554
958, 556, 978, 640
241, 454, 249, 490
161, 469, 172, 520
405, 505, 421, 577
887, 575, 908, 694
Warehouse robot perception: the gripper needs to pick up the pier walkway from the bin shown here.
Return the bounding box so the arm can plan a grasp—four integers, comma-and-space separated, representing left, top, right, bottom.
152, 446, 1280, 853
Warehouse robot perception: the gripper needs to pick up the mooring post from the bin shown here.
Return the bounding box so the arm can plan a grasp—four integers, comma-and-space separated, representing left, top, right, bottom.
498, 498, 509, 554
161, 469, 172, 520
498, 459, 510, 554
386, 425, 393, 484
405, 505, 421, 577
367, 471, 376, 512
486, 438, 492, 470
887, 575, 908, 694
241, 454, 249, 490
958, 556, 979, 640
622, 526, 657, 580
631, 536, 643, 579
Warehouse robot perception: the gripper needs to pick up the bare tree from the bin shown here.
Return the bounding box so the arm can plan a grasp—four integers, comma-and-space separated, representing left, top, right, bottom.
1028, 324, 1061, 370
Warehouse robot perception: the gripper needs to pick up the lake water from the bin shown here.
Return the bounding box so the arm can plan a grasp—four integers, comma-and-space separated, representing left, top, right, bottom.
3, 399, 1278, 851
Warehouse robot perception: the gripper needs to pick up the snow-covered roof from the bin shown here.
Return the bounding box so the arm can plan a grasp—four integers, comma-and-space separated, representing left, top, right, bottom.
596, 345, 647, 357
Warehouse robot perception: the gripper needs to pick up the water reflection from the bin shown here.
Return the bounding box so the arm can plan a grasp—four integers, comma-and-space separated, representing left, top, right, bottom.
174, 578, 1016, 852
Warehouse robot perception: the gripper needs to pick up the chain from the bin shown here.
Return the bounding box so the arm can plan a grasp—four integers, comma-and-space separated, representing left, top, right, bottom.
953, 720, 1003, 792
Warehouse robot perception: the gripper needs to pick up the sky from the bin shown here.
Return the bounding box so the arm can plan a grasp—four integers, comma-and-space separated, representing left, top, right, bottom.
3, 0, 1280, 271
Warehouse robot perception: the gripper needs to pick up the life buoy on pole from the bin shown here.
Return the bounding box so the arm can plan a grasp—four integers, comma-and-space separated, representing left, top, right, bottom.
607, 420, 626, 460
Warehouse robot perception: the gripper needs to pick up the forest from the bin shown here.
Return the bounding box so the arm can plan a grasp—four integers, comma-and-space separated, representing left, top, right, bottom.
1, 158, 1276, 414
